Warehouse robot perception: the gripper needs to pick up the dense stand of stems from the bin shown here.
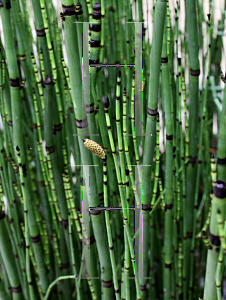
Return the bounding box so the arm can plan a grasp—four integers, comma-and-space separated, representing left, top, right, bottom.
0, 1, 225, 300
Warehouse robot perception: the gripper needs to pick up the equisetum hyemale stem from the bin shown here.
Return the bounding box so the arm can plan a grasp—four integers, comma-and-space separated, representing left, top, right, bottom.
203, 181, 226, 300
0, 1, 225, 299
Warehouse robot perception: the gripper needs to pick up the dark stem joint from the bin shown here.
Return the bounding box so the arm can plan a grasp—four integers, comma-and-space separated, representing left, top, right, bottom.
22, 163, 27, 175
165, 204, 173, 211
217, 157, 226, 166
213, 180, 226, 199
89, 208, 101, 215
161, 57, 168, 63
62, 4, 76, 16
102, 280, 113, 288
44, 75, 53, 85
10, 78, 20, 87
208, 228, 221, 246
89, 59, 99, 65
165, 263, 172, 269
90, 39, 100, 47
11, 285, 22, 293
188, 156, 197, 166
147, 108, 158, 116
53, 123, 62, 133
166, 134, 173, 140
190, 69, 200, 76
142, 204, 150, 211
5, 0, 11, 9
31, 234, 40, 243
36, 29, 46, 37
0, 212, 5, 220
91, 24, 101, 32
61, 219, 68, 228
76, 117, 88, 128
140, 285, 147, 291
93, 3, 101, 19
90, 235, 95, 244
46, 146, 55, 154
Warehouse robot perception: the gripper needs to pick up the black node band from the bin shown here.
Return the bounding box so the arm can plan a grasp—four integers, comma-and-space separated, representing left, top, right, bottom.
213, 181, 226, 199
166, 134, 173, 140
208, 229, 221, 246
190, 69, 200, 76
61, 219, 68, 227
6, 0, 11, 9
90, 235, 95, 244
147, 108, 158, 116
62, 4, 76, 15
89, 59, 100, 64
76, 117, 88, 128
36, 29, 46, 37
165, 204, 173, 210
10, 78, 20, 87
54, 124, 62, 132
161, 57, 168, 63
90, 40, 100, 47
102, 280, 113, 288
11, 286, 22, 293
0, 212, 5, 220
103, 96, 110, 108
217, 157, 226, 165
46, 146, 55, 154
140, 285, 146, 291
31, 234, 40, 243
165, 263, 172, 269
188, 156, 197, 165
90, 209, 101, 215
93, 13, 101, 20
44, 75, 53, 85
142, 204, 150, 211
92, 24, 101, 32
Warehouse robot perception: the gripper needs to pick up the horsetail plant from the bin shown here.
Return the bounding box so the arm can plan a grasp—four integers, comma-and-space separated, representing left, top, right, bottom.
0, 0, 226, 299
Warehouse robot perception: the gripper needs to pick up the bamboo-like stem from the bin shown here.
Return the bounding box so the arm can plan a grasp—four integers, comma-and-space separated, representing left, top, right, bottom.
0, 1, 225, 299
16, 146, 35, 300
161, 22, 174, 300
103, 157, 120, 299
203, 181, 226, 300
184, 0, 200, 293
